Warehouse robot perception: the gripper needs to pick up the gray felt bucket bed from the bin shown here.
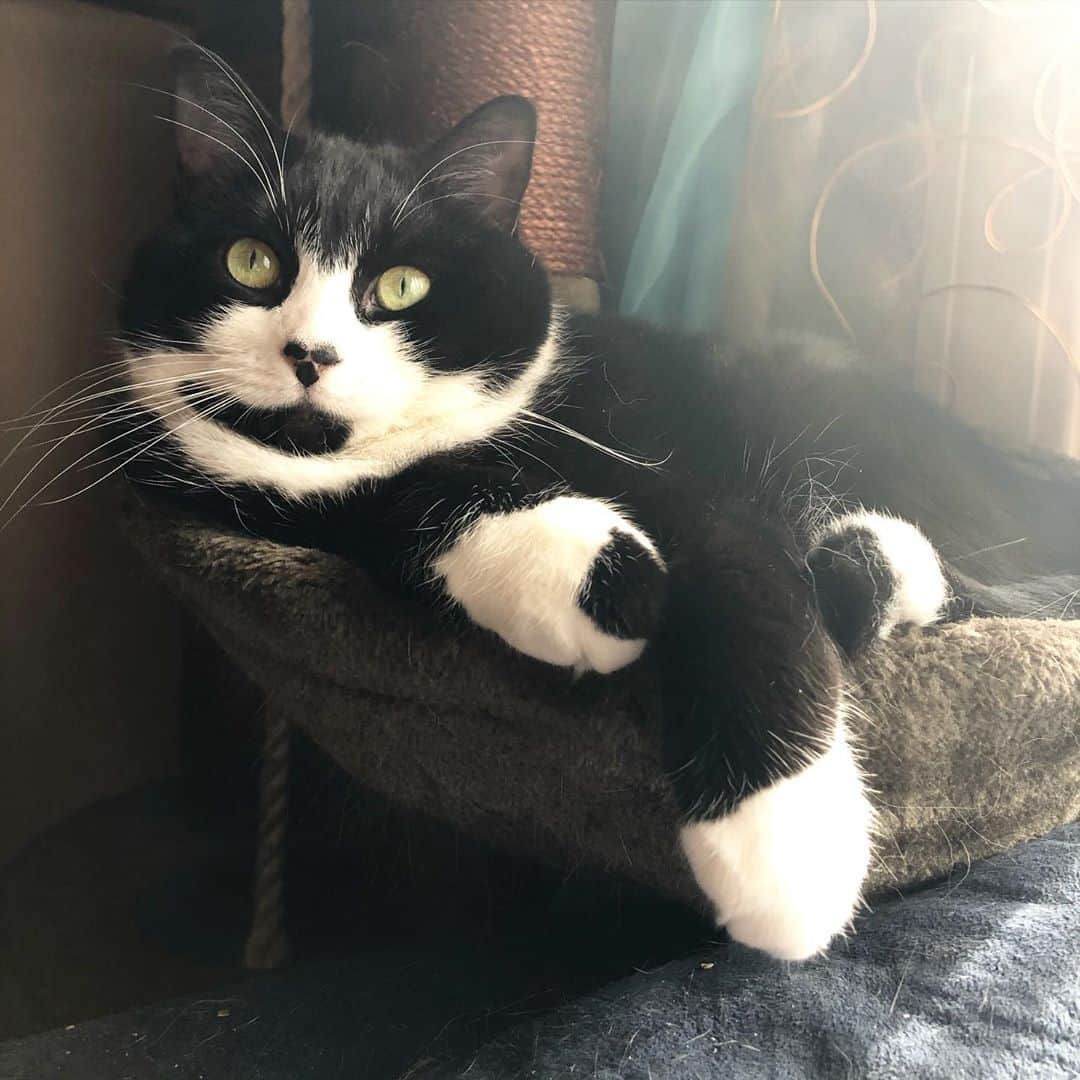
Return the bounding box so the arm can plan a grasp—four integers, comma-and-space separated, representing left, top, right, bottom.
125, 498, 1080, 905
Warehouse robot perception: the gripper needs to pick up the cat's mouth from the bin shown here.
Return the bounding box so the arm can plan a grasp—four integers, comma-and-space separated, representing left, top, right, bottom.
177, 381, 351, 456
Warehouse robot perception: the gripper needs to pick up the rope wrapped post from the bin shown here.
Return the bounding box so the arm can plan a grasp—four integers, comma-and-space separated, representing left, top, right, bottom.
332, 0, 610, 309
243, 710, 291, 970
281, 0, 312, 133
405, 0, 610, 282
238, 0, 312, 975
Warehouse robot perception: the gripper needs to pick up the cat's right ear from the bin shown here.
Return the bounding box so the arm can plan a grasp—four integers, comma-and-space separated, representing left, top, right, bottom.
170, 45, 278, 180
419, 96, 537, 231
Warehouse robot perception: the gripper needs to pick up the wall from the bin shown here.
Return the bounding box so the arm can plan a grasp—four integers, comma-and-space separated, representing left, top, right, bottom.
0, 0, 184, 865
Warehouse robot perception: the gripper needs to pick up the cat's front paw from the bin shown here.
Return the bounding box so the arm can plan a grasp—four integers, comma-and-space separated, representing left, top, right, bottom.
680, 721, 873, 961
807, 510, 947, 654
434, 495, 666, 673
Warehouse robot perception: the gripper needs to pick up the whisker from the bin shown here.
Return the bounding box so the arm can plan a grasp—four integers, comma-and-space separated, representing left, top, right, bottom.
114, 332, 244, 353
953, 537, 1028, 561
2, 374, 141, 468
7, 362, 235, 428
26, 379, 236, 447
0, 387, 231, 527
24, 395, 176, 444
184, 41, 288, 217
1, 358, 239, 428
0, 371, 236, 502
487, 433, 565, 482
280, 108, 302, 226
78, 388, 237, 471
122, 81, 280, 221
395, 191, 522, 230
0, 351, 203, 425
155, 115, 282, 224
518, 409, 671, 470
37, 397, 239, 512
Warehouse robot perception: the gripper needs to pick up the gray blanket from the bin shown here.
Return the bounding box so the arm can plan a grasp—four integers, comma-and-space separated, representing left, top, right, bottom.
437, 821, 1080, 1079
2, 822, 1074, 1078
125, 496, 1080, 902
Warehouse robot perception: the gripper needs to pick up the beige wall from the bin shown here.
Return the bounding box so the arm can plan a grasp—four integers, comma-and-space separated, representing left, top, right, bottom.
0, 1, 185, 865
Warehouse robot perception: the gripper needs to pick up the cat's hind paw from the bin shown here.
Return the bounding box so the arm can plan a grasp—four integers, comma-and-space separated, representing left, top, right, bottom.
807, 510, 947, 654
679, 722, 873, 961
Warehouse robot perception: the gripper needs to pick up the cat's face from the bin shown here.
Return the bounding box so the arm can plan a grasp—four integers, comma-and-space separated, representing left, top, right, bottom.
120, 47, 553, 499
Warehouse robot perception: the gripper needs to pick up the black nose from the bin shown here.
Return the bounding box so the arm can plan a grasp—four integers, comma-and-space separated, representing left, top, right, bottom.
284, 341, 340, 388
294, 359, 319, 387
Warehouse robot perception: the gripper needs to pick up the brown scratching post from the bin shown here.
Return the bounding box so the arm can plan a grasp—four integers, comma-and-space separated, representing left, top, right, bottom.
402, 0, 612, 285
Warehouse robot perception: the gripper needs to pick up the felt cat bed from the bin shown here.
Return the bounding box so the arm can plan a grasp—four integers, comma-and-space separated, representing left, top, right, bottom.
125, 495, 1080, 918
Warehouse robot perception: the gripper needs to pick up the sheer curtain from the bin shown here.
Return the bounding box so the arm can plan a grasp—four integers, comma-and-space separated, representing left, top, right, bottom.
604, 0, 769, 331
609, 0, 1080, 457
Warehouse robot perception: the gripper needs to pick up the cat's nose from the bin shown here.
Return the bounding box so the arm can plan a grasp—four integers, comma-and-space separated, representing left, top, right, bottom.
283, 341, 339, 388
294, 359, 319, 387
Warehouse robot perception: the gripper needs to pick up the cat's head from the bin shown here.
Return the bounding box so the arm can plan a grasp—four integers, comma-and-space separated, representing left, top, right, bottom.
120, 46, 555, 498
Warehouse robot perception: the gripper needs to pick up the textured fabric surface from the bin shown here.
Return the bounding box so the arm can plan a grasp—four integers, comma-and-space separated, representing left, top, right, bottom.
125, 498, 1080, 904
433, 821, 1080, 1080
5, 823, 1075, 1078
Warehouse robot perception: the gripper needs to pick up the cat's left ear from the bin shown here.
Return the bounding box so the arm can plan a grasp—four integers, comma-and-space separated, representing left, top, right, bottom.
420, 96, 537, 231
170, 45, 279, 181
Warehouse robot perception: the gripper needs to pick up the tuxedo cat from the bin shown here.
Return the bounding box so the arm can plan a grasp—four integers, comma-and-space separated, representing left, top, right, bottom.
116, 47, 1079, 961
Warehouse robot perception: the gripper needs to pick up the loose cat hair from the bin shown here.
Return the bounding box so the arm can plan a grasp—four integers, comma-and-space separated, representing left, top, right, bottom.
92, 46, 1080, 960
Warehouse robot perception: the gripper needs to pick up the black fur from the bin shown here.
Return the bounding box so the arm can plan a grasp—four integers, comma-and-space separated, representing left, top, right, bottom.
578, 532, 667, 641
178, 382, 350, 455
806, 526, 897, 655
119, 48, 1080, 826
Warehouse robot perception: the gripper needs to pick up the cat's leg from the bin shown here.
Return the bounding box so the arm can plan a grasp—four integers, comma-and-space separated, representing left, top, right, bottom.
354, 466, 667, 673
429, 491, 667, 674
662, 509, 874, 960
806, 510, 949, 654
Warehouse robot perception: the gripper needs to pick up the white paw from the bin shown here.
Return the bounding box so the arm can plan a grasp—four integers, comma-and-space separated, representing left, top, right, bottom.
817, 510, 948, 638
433, 495, 662, 673
680, 721, 873, 961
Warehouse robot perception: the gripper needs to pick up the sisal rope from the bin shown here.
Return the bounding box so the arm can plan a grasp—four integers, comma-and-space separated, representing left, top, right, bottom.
400, 0, 611, 279
243, 710, 292, 970
242, 2, 312, 972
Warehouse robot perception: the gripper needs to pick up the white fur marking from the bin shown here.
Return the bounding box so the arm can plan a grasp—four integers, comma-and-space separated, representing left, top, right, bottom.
125, 255, 565, 499
680, 719, 873, 961
818, 510, 948, 637
433, 495, 661, 673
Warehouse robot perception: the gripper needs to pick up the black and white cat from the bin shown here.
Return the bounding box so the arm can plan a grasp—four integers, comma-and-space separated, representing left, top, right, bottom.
116, 48, 1078, 961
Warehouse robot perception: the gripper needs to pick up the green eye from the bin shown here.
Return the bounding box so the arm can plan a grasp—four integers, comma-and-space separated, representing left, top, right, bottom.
375, 266, 430, 311
225, 238, 280, 289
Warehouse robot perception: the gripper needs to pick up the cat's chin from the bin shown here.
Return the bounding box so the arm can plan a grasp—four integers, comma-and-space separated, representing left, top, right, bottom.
211, 399, 352, 457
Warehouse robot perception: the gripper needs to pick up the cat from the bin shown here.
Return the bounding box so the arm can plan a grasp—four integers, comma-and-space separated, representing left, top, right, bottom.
114, 46, 1078, 961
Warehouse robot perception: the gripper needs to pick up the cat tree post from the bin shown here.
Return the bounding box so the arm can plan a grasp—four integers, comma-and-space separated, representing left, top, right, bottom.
241, 0, 312, 973
244, 0, 615, 970
397, 0, 612, 309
